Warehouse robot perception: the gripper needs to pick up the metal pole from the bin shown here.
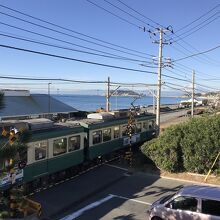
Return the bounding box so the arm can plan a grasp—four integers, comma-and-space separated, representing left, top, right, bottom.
156, 28, 163, 132
106, 77, 110, 112
191, 70, 195, 117
48, 83, 51, 114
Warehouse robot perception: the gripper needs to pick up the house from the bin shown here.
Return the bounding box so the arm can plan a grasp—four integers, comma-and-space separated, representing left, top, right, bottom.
0, 89, 78, 120
179, 98, 203, 107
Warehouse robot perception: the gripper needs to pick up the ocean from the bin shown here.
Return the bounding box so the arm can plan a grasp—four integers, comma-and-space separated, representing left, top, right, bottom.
53, 94, 183, 111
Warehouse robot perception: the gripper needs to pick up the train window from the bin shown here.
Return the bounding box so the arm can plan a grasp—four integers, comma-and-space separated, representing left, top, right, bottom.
136, 123, 142, 133
92, 130, 102, 145
53, 138, 67, 156
68, 135, 80, 151
149, 120, 154, 129
103, 128, 111, 142
34, 141, 47, 160
122, 125, 127, 137
113, 126, 120, 139
143, 122, 148, 130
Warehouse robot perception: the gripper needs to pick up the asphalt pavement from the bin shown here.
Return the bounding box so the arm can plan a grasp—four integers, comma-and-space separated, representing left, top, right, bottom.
30, 164, 191, 220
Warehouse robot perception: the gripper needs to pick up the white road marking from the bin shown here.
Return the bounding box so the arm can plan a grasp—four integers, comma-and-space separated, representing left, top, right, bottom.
60, 194, 114, 220
110, 194, 152, 205
60, 193, 152, 220
105, 164, 128, 171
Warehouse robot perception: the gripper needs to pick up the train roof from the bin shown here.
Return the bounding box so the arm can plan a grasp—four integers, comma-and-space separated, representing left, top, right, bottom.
76, 112, 155, 129
29, 122, 84, 142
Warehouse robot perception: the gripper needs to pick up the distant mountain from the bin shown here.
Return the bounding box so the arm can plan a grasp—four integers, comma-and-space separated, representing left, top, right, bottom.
110, 89, 142, 97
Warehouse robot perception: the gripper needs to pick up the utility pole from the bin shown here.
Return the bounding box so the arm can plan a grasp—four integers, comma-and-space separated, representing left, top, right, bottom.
191, 70, 195, 117
153, 90, 156, 114
48, 83, 52, 115
106, 77, 110, 112
156, 28, 163, 132
152, 27, 172, 133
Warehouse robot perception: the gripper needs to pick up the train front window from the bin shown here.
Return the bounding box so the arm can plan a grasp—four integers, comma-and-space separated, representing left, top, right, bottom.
103, 128, 111, 142
143, 122, 148, 130
122, 125, 127, 137
68, 135, 80, 151
53, 138, 67, 156
136, 123, 142, 133
92, 130, 102, 145
149, 121, 154, 129
34, 141, 47, 160
113, 126, 120, 139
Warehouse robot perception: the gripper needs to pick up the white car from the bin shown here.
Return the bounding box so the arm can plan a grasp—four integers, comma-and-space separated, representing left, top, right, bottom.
148, 185, 220, 220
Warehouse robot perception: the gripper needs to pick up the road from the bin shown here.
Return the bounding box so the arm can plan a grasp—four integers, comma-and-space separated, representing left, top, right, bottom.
160, 108, 188, 124
30, 164, 191, 220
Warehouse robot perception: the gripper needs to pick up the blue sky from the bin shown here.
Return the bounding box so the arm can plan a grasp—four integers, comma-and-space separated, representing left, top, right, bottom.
0, 0, 219, 94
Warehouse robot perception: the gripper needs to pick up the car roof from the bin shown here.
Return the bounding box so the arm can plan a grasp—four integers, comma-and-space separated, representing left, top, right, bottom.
177, 185, 220, 201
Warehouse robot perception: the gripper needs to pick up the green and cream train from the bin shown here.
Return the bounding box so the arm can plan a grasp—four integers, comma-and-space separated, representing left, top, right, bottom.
0, 110, 156, 192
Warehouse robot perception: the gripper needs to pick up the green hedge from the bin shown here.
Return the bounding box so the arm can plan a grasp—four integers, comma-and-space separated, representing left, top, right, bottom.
141, 115, 220, 174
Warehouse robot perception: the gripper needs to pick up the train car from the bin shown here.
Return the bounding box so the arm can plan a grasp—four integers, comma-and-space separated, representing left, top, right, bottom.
0, 110, 156, 192
78, 111, 156, 161
0, 119, 87, 191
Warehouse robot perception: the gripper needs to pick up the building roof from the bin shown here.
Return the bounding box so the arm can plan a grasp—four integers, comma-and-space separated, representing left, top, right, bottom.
0, 94, 78, 119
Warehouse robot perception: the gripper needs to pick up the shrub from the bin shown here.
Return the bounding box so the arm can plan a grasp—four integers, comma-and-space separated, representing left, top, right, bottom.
141, 115, 220, 174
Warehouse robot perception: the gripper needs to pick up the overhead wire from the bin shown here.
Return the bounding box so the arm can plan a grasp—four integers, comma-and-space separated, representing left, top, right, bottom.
173, 43, 220, 62
0, 21, 155, 64
85, 0, 142, 29
172, 12, 220, 42
102, 0, 155, 29
0, 43, 159, 74
0, 31, 158, 66
116, 0, 164, 28
174, 4, 220, 34
0, 43, 202, 84
0, 11, 155, 60
0, 3, 153, 57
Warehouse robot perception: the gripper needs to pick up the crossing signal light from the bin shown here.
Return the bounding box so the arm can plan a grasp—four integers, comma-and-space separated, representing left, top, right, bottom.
2, 127, 8, 136
9, 128, 19, 146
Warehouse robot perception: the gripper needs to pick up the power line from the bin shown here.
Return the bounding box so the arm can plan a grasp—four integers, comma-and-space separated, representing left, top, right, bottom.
117, 0, 164, 28
0, 43, 158, 74
0, 32, 158, 66
164, 68, 218, 90
173, 43, 220, 62
85, 0, 142, 29
175, 4, 220, 34
173, 12, 220, 42
0, 3, 153, 57
102, 0, 155, 29
0, 43, 199, 83
0, 21, 153, 62
0, 11, 155, 60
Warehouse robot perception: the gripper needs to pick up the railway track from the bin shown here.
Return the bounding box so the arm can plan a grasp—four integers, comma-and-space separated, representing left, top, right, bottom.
25, 155, 123, 197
